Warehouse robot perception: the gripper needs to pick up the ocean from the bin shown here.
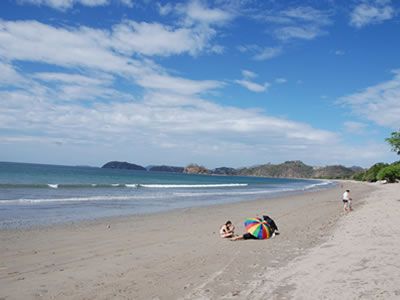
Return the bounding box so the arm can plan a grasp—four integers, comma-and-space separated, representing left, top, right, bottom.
0, 162, 334, 229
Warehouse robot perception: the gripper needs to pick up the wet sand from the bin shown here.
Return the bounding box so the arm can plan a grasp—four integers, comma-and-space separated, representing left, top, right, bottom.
0, 181, 377, 299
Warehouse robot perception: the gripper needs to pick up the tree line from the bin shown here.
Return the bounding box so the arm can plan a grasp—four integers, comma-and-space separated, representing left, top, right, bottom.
353, 131, 400, 183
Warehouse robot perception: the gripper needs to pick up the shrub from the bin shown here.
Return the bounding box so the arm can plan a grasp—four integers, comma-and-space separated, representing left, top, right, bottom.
377, 165, 400, 183
362, 163, 388, 182
352, 171, 365, 181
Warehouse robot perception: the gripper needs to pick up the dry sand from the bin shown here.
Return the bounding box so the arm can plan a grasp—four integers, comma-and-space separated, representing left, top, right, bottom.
2, 181, 397, 299
247, 182, 400, 300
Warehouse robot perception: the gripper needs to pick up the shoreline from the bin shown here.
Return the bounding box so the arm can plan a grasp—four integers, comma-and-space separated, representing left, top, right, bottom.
0, 181, 376, 299
0, 178, 335, 231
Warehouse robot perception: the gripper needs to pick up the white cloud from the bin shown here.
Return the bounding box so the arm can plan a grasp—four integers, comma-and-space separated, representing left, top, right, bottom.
177, 0, 234, 26
118, 0, 132, 7
350, 2, 395, 28
275, 26, 324, 41
343, 121, 368, 134
339, 70, 400, 129
0, 20, 221, 96
18, 0, 132, 10
235, 79, 269, 93
282, 6, 331, 25
242, 70, 257, 79
136, 73, 222, 95
275, 78, 287, 84
254, 46, 283, 60
0, 63, 338, 164
258, 6, 331, 41
0, 60, 28, 86
239, 45, 282, 61
4, 65, 389, 167
111, 21, 216, 56
157, 2, 173, 16
236, 70, 270, 93
34, 72, 112, 86
0, 20, 135, 73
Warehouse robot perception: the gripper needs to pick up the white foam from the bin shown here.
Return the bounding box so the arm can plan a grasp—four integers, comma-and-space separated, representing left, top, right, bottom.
0, 195, 161, 204
303, 181, 333, 190
125, 184, 139, 188
139, 183, 248, 188
47, 184, 58, 189
173, 188, 294, 197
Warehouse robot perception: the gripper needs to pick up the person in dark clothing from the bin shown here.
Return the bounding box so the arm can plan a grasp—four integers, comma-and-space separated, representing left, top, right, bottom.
231, 215, 279, 241
263, 215, 279, 235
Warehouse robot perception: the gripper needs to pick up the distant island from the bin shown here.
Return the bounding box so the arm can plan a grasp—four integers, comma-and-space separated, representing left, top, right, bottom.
101, 160, 363, 179
148, 165, 184, 173
101, 161, 146, 171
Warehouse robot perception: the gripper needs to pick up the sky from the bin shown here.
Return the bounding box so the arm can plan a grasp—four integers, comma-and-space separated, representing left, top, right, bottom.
0, 0, 399, 168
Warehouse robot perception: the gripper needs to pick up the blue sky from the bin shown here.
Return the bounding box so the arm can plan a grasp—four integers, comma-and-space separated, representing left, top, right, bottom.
0, 0, 399, 168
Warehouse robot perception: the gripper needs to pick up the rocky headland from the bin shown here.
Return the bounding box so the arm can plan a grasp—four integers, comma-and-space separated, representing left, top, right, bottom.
101, 160, 362, 179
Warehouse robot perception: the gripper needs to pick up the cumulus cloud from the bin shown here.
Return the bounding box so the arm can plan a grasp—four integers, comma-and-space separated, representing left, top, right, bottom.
0, 61, 28, 86
350, 1, 395, 28
0, 16, 337, 159
339, 70, 400, 129
0, 20, 221, 95
0, 87, 337, 144
3, 62, 387, 167
0, 60, 340, 167
111, 21, 216, 56
177, 0, 234, 26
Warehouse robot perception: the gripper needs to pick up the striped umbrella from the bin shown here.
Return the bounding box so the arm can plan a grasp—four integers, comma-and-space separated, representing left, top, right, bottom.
244, 217, 273, 239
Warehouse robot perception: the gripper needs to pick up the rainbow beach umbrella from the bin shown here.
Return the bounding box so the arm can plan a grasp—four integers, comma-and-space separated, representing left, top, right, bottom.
244, 217, 273, 239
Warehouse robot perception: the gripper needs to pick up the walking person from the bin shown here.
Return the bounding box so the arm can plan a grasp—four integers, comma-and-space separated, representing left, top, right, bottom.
342, 189, 352, 212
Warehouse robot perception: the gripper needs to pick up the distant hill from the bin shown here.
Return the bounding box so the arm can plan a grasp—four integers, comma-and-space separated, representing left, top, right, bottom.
148, 165, 184, 173
238, 161, 314, 178
101, 161, 146, 171
212, 167, 238, 175
101, 160, 360, 179
312, 165, 355, 179
183, 164, 210, 174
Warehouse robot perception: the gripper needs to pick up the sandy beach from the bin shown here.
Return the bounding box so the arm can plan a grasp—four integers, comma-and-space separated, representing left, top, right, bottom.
1, 181, 398, 299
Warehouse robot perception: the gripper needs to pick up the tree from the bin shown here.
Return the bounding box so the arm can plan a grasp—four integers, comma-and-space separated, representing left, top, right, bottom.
377, 164, 400, 183
386, 131, 400, 155
362, 163, 388, 182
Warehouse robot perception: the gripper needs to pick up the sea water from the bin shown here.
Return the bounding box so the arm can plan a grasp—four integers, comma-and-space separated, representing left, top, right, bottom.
0, 162, 334, 228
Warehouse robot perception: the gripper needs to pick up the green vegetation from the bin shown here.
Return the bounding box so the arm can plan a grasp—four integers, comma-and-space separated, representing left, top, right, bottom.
353, 130, 400, 183
386, 131, 400, 155
376, 164, 400, 183
362, 163, 388, 182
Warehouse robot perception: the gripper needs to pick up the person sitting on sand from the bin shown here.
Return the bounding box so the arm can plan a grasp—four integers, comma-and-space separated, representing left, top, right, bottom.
263, 215, 280, 235
231, 232, 257, 241
231, 215, 279, 241
342, 189, 353, 212
220, 220, 235, 238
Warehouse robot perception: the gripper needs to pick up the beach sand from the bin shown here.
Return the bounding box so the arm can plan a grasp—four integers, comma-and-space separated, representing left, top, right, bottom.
1, 181, 397, 299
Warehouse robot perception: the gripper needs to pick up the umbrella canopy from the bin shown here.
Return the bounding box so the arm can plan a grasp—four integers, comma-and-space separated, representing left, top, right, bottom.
244, 217, 273, 239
